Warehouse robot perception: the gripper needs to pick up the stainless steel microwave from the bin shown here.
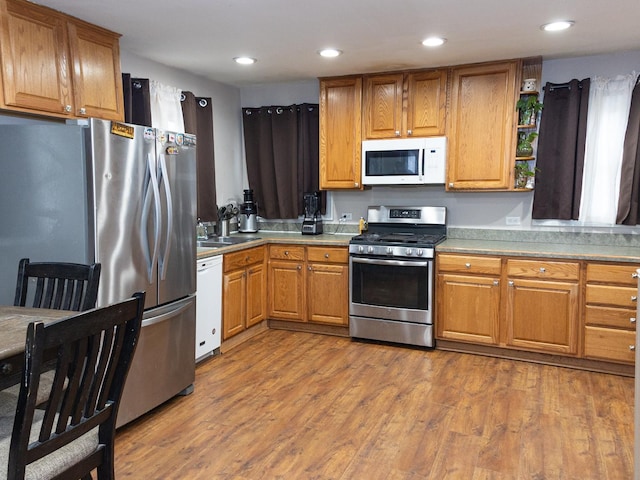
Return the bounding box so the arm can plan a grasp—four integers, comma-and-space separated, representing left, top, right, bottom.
361, 137, 446, 186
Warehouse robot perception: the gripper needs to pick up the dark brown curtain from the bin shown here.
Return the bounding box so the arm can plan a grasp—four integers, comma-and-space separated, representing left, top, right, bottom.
532, 79, 590, 220
122, 74, 152, 126
181, 92, 218, 222
616, 75, 640, 225
242, 103, 324, 219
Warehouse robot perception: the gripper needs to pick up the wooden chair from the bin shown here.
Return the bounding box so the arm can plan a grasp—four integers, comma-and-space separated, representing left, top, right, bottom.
14, 258, 101, 312
0, 292, 145, 480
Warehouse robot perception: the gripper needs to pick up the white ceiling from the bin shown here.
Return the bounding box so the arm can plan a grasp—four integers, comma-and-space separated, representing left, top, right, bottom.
33, 0, 640, 86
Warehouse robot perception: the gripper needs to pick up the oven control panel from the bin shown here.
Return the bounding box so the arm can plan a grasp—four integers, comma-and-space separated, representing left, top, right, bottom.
389, 208, 421, 219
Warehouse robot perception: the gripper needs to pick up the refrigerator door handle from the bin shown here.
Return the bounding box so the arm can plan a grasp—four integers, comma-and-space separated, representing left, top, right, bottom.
141, 153, 161, 283
142, 295, 193, 327
158, 153, 173, 280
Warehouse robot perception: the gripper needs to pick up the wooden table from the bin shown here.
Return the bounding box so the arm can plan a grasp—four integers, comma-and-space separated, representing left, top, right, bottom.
0, 306, 73, 390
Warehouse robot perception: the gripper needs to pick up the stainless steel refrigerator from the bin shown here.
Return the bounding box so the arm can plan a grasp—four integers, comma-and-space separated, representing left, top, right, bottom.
0, 118, 197, 427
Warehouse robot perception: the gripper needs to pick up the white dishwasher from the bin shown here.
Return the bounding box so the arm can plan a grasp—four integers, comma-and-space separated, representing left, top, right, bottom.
196, 255, 223, 362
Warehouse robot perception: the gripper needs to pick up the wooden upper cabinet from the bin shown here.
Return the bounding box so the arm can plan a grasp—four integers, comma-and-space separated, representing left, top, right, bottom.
0, 0, 72, 115
0, 0, 123, 120
363, 73, 403, 138
446, 60, 519, 190
363, 69, 447, 139
68, 21, 123, 121
319, 76, 363, 189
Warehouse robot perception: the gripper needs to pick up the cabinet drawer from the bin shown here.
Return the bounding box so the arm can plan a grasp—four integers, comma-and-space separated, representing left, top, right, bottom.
584, 305, 637, 329
307, 246, 348, 264
584, 326, 635, 364
506, 259, 579, 281
437, 254, 501, 275
224, 246, 265, 272
269, 245, 305, 261
586, 263, 640, 286
586, 284, 637, 308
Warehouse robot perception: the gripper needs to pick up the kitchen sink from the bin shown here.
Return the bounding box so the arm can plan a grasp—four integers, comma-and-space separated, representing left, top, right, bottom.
197, 236, 260, 248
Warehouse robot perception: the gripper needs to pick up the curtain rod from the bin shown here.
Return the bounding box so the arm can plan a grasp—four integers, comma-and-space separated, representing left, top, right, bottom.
544, 81, 585, 92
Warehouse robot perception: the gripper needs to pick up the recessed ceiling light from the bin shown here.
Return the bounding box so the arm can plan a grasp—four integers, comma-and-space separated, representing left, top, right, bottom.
541, 20, 575, 32
421, 37, 446, 47
234, 56, 256, 65
318, 48, 342, 58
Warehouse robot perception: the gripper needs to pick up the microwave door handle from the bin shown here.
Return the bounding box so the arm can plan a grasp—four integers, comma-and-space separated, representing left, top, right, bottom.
419, 149, 425, 181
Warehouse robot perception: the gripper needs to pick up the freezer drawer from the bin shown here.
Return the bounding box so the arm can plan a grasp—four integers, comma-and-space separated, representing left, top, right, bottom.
117, 295, 196, 428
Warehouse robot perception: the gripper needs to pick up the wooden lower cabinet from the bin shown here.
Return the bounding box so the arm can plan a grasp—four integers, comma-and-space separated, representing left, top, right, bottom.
437, 254, 502, 345
437, 253, 580, 357
222, 246, 266, 340
268, 244, 348, 326
583, 262, 638, 364
506, 277, 579, 354
307, 247, 348, 325
437, 273, 500, 345
268, 246, 305, 321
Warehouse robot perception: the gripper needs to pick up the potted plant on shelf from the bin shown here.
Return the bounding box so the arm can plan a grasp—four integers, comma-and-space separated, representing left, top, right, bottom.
514, 162, 539, 189
516, 131, 538, 157
516, 95, 543, 126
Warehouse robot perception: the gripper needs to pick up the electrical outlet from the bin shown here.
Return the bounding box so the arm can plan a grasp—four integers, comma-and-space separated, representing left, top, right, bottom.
341, 213, 353, 221
506, 216, 521, 226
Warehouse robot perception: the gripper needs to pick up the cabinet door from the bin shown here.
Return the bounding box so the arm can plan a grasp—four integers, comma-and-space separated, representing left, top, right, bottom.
307, 263, 348, 325
363, 73, 403, 139
447, 61, 518, 190
506, 278, 579, 354
406, 70, 447, 137
222, 269, 246, 340
0, 0, 72, 115
319, 76, 363, 189
246, 263, 266, 328
67, 21, 124, 121
269, 260, 305, 321
436, 273, 500, 345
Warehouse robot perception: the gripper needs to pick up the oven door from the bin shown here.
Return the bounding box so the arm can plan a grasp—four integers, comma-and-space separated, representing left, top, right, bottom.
349, 255, 433, 324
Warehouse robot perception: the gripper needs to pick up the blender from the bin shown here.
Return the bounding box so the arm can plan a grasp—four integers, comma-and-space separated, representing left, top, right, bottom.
238, 189, 258, 233
302, 192, 323, 235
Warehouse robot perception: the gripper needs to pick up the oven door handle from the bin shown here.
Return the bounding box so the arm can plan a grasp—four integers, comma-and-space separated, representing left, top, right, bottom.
351, 256, 430, 268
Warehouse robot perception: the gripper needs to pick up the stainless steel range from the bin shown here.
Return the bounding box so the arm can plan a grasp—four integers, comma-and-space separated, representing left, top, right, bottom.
349, 205, 446, 347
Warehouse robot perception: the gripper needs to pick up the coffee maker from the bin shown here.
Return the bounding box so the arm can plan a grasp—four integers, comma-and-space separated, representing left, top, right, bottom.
302, 192, 323, 235
239, 189, 258, 233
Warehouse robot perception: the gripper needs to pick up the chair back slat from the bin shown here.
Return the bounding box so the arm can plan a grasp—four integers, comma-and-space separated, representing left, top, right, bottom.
7, 292, 145, 480
14, 258, 101, 312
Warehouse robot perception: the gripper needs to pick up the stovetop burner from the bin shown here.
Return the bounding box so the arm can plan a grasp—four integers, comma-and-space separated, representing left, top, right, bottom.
349, 205, 447, 259
350, 232, 446, 247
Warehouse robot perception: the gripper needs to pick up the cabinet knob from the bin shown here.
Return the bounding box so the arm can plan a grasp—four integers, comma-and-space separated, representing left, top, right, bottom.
407, 129, 412, 136
307, 265, 312, 271
448, 182, 454, 188
395, 131, 400, 136
465, 263, 471, 268
324, 253, 330, 259
630, 345, 636, 351
79, 107, 87, 115
297, 265, 302, 271
632, 296, 638, 302
284, 251, 289, 256
65, 105, 72, 113
539, 267, 546, 273
632, 272, 639, 279
354, 182, 359, 187
508, 281, 514, 287
0, 363, 12, 375
493, 280, 499, 286
631, 317, 636, 324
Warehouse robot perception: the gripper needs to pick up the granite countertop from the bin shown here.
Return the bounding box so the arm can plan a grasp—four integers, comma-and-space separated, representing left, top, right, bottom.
437, 237, 640, 263
197, 231, 352, 259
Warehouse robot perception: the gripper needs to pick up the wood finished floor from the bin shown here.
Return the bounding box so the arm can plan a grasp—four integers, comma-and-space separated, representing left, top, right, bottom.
114, 330, 634, 479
